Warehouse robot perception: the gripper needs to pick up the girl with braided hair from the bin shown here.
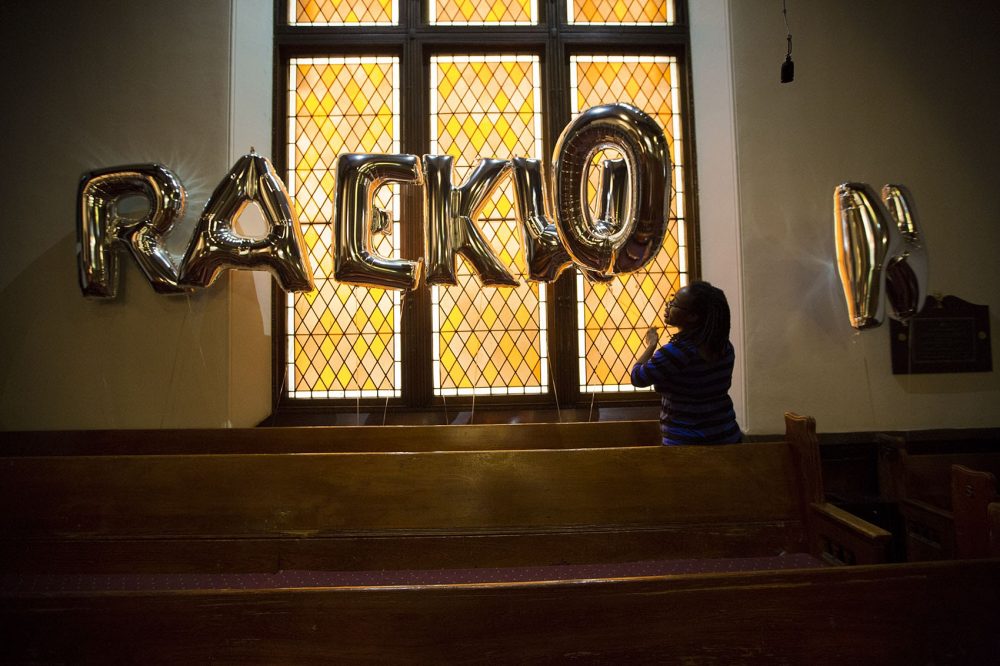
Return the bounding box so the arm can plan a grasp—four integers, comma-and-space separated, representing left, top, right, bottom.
631, 280, 742, 445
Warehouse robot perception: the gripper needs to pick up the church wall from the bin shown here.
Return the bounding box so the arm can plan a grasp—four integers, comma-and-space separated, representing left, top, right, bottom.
728, 0, 1000, 433
0, 1, 265, 429
1, 1, 997, 433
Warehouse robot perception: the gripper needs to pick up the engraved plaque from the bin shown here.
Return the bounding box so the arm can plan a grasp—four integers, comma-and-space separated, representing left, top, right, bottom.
890, 296, 992, 374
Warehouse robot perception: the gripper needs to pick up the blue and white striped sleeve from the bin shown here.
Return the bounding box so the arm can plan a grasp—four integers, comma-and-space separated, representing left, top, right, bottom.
631, 342, 690, 388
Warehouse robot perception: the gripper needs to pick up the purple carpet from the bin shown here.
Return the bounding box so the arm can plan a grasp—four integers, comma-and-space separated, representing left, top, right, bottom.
1, 553, 823, 595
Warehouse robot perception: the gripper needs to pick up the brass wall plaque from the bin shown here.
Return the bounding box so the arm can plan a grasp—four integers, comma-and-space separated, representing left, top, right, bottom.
890, 296, 992, 374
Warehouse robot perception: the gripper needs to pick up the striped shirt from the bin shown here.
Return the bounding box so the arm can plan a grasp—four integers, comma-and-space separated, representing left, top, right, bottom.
631, 337, 742, 446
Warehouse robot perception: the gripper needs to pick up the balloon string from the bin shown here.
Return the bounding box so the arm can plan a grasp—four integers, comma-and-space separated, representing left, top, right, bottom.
546, 350, 561, 422
383, 396, 389, 426
443, 394, 449, 425
356, 396, 360, 426
589, 392, 596, 423
862, 347, 877, 430
471, 393, 475, 425
274, 363, 288, 419
161, 294, 192, 428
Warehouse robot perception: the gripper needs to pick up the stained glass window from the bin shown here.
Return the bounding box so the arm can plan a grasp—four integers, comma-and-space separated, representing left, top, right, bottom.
286, 57, 403, 398
571, 55, 687, 392
278, 2, 694, 410
430, 55, 547, 396
290, 0, 397, 25
429, 0, 536, 25
568, 0, 674, 25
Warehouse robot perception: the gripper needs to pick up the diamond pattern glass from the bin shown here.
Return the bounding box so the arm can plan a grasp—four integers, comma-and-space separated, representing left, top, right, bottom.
571, 55, 687, 392
568, 0, 673, 25
286, 57, 403, 398
429, 0, 535, 25
430, 55, 547, 396
290, 0, 397, 25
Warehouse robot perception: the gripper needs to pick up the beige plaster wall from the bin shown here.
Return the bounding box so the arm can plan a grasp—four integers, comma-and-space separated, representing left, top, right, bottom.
728, 0, 1000, 433
2, 1, 997, 433
0, 1, 271, 429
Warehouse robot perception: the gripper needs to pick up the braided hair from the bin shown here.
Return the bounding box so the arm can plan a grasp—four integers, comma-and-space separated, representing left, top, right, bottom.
671, 280, 731, 360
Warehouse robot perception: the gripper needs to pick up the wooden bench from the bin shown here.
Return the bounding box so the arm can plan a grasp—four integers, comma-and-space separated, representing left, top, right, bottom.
952, 464, 999, 559
3, 560, 998, 663
877, 432, 1000, 560
0, 413, 889, 575
990, 503, 1000, 557
0, 419, 660, 455
8, 414, 996, 663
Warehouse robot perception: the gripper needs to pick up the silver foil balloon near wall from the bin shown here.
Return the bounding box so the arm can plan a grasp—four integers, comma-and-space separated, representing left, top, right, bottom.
834, 182, 928, 329
77, 164, 188, 298
333, 153, 423, 290
179, 151, 314, 292
551, 103, 670, 278
882, 184, 928, 322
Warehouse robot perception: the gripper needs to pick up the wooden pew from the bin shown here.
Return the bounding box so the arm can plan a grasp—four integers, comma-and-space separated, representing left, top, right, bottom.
3, 560, 998, 663
877, 432, 1000, 560
14, 414, 993, 663
990, 503, 1000, 557
0, 419, 660, 455
952, 464, 999, 559
0, 413, 889, 575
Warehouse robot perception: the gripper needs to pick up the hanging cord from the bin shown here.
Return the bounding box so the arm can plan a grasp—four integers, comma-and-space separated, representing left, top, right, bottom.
442, 394, 449, 424
470, 393, 475, 425
382, 396, 389, 426
588, 392, 597, 423
783, 0, 792, 56
356, 396, 360, 426
781, 0, 795, 83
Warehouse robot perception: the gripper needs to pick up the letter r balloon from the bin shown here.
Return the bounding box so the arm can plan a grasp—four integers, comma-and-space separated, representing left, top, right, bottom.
77, 164, 189, 298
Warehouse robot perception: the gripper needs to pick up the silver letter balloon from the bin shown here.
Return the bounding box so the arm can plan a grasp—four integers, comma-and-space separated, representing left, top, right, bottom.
422, 155, 518, 287
77, 164, 189, 298
509, 157, 576, 282
551, 103, 671, 279
333, 153, 424, 290
882, 184, 928, 322
834, 182, 929, 329
835, 183, 891, 329
179, 151, 314, 292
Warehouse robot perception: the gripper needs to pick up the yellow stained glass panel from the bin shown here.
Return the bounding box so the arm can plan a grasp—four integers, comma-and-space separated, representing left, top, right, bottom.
571, 55, 687, 392
287, 57, 402, 398
568, 0, 673, 25
430, 0, 535, 25
430, 55, 547, 396
291, 0, 396, 25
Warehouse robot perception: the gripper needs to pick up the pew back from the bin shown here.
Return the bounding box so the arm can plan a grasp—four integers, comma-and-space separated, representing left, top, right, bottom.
1, 414, 889, 574
875, 432, 1000, 560
905, 454, 1000, 509
0, 420, 660, 455
951, 464, 999, 559
1, 444, 801, 537
877, 431, 1000, 505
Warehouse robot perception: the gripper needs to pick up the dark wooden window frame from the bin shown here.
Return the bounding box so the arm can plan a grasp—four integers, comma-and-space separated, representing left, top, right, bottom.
269, 0, 699, 424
